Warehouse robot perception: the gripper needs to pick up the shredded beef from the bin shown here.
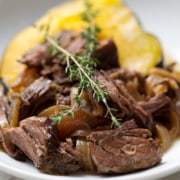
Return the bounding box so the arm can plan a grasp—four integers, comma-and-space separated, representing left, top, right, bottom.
18, 30, 119, 84
138, 94, 171, 115
1, 128, 26, 160
9, 77, 70, 121
109, 68, 145, 100
95, 72, 155, 131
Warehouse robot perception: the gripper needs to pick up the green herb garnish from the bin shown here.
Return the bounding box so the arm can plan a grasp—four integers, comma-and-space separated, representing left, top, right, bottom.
36, 0, 121, 128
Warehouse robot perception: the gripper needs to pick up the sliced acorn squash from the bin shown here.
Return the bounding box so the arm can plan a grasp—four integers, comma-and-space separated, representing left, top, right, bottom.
0, 0, 162, 86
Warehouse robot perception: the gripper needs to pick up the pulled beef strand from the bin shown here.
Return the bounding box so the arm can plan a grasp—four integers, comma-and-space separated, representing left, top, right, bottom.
18, 31, 118, 70
17, 30, 119, 88
95, 71, 155, 132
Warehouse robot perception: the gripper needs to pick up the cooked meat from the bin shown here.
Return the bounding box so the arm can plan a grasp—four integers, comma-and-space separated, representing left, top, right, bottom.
18, 30, 118, 84
1, 128, 26, 160
18, 31, 81, 66
87, 120, 162, 174
3, 116, 80, 174
95, 72, 155, 131
18, 44, 52, 66
109, 68, 144, 85
40, 63, 68, 84
95, 39, 118, 70
19, 30, 118, 68
20, 77, 57, 105
109, 68, 145, 100
10, 77, 69, 121
4, 118, 161, 174
138, 94, 171, 115
57, 138, 81, 174
1, 27, 177, 176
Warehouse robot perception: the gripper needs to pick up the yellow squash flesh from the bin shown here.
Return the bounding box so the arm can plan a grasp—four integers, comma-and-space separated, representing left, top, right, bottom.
0, 0, 162, 86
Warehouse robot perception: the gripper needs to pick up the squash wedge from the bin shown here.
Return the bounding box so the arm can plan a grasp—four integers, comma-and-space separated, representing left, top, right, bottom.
0, 0, 162, 86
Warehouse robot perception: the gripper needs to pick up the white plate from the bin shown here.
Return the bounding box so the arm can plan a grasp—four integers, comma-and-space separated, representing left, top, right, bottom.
0, 0, 180, 180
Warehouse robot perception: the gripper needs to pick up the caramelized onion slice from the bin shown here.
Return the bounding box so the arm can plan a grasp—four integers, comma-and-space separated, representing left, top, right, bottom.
38, 105, 70, 117
76, 139, 95, 172
155, 122, 172, 152
9, 97, 21, 127
150, 68, 179, 83
38, 105, 107, 139
71, 129, 91, 137
70, 87, 78, 107
169, 111, 180, 139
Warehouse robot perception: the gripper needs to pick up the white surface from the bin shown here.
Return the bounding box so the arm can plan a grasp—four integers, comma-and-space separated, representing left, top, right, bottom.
0, 0, 180, 180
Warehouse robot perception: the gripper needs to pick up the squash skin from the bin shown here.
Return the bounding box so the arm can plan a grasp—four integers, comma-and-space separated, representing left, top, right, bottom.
0, 0, 162, 86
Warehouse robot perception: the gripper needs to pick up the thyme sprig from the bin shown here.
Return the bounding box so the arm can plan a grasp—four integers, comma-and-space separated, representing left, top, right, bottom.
36, 0, 121, 128
47, 36, 121, 128
81, 0, 100, 58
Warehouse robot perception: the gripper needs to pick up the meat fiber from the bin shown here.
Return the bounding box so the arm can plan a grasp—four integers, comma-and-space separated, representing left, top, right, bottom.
3, 116, 80, 174
18, 30, 119, 84
9, 77, 69, 121
87, 120, 162, 174
95, 72, 155, 131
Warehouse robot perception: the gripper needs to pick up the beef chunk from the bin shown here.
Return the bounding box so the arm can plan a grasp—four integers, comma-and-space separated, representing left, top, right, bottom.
87, 120, 162, 174
9, 77, 69, 121
3, 116, 80, 174
95, 72, 155, 131
1, 128, 26, 160
20, 77, 57, 106
95, 39, 118, 70
18, 44, 51, 66
109, 68, 145, 100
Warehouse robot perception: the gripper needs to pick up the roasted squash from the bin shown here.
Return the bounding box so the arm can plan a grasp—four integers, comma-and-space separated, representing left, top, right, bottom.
0, 0, 162, 86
